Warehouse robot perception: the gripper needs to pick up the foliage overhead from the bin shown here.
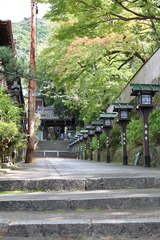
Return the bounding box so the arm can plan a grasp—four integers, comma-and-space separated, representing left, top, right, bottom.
37, 0, 160, 123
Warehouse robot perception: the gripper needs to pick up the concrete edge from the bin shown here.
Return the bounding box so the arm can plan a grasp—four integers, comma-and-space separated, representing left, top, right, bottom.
0, 177, 159, 191
0, 196, 160, 211
5, 219, 160, 238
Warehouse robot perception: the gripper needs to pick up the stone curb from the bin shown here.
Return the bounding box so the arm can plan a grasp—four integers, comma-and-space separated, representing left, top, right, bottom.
4, 219, 160, 238
1, 195, 160, 211
0, 220, 9, 236
0, 177, 159, 191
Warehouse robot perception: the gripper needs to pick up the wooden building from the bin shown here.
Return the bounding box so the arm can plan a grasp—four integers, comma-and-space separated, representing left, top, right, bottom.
35, 95, 75, 140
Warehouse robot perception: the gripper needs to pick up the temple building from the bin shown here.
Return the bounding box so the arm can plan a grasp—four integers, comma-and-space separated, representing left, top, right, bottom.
35, 94, 75, 141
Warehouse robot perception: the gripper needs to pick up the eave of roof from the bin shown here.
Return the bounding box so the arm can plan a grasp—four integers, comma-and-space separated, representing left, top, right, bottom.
100, 112, 117, 119
130, 83, 160, 95
0, 20, 15, 50
113, 103, 134, 110
36, 106, 73, 121
92, 120, 104, 126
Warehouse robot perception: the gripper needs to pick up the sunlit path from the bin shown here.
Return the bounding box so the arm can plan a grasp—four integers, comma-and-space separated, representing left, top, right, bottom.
1, 157, 160, 180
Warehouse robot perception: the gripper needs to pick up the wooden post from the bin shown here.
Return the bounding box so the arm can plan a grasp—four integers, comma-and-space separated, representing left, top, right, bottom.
118, 121, 129, 165
139, 107, 154, 167
25, 0, 36, 163
103, 127, 112, 163
96, 133, 101, 162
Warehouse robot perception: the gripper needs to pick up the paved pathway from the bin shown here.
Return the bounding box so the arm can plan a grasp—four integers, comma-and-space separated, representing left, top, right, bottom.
1, 157, 160, 180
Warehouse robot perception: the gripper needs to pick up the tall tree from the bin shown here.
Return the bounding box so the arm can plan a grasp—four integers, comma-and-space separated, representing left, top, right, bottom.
25, 0, 36, 163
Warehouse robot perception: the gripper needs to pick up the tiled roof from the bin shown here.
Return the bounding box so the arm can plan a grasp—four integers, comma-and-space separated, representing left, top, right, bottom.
36, 106, 72, 121
92, 120, 104, 126
113, 103, 134, 110
130, 83, 160, 96
100, 112, 117, 119
80, 130, 89, 134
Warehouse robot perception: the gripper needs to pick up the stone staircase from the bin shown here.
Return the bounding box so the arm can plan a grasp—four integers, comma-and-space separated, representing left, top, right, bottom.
35, 140, 76, 158
1, 179, 160, 238
1, 159, 160, 239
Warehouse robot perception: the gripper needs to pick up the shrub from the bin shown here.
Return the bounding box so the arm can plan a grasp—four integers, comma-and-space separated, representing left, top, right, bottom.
149, 106, 160, 145
126, 119, 143, 148
0, 88, 26, 163
0, 121, 25, 163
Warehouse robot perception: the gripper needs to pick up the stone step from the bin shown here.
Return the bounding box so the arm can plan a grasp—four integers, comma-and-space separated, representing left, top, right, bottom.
34, 151, 77, 158
0, 176, 159, 191
1, 159, 160, 239
1, 218, 160, 238
36, 140, 69, 151
1, 189, 160, 211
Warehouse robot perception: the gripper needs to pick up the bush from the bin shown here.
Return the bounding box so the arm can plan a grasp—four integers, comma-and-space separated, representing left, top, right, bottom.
0, 88, 26, 163
0, 121, 25, 163
149, 106, 160, 145
126, 119, 143, 147
109, 124, 121, 152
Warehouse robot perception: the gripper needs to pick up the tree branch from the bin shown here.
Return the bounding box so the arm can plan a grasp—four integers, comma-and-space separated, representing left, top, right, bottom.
134, 52, 146, 63
112, 0, 160, 20
109, 11, 160, 21
77, 0, 98, 10
118, 56, 133, 70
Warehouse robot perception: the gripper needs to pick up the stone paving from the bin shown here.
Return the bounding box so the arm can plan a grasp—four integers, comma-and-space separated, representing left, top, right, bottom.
1, 158, 160, 180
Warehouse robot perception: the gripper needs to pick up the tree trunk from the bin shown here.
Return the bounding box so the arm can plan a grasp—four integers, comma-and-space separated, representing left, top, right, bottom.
25, 0, 36, 163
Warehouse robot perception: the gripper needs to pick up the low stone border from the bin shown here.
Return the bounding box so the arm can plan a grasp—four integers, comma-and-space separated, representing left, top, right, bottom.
3, 219, 160, 238
0, 177, 159, 192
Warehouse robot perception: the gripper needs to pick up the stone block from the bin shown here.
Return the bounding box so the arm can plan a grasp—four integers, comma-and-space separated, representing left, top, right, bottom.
0, 199, 71, 211
102, 177, 156, 189
60, 179, 85, 191
92, 219, 160, 238
8, 220, 90, 237
70, 198, 107, 210
0, 220, 9, 236
85, 178, 104, 190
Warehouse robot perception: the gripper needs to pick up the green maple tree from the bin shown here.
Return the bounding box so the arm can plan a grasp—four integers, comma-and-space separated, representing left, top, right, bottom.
37, 0, 160, 123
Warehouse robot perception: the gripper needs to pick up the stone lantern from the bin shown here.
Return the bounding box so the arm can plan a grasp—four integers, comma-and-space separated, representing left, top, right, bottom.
77, 133, 83, 159
92, 120, 103, 162
130, 83, 160, 167
85, 126, 95, 161
73, 135, 79, 158
100, 112, 117, 163
113, 103, 134, 165
80, 130, 89, 160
